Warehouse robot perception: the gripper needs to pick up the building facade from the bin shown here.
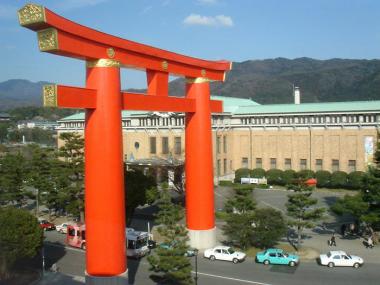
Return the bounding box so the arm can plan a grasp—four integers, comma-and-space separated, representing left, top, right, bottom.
57, 96, 380, 180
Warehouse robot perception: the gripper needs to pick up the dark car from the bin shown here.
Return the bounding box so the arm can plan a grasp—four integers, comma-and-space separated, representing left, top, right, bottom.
39, 219, 55, 231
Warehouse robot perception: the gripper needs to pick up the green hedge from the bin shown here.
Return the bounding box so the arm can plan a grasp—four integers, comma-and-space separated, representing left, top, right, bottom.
315, 170, 331, 188
330, 171, 348, 188
219, 180, 234, 186
347, 171, 365, 190
234, 168, 252, 183
297, 169, 315, 179
265, 169, 284, 185
251, 168, 266, 178
283, 169, 297, 185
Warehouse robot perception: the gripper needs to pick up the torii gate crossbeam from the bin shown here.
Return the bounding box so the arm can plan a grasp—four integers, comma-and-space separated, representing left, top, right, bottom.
18, 3, 231, 284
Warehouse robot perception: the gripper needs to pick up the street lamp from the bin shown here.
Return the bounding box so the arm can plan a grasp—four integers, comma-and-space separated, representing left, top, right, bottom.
194, 248, 199, 285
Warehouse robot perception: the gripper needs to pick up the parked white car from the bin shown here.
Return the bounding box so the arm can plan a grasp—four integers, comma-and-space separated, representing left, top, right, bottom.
204, 246, 246, 264
319, 250, 364, 268
56, 222, 72, 234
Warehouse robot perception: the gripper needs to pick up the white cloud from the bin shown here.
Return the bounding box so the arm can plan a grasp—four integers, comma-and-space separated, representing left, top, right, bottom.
215, 15, 233, 27
0, 4, 17, 20
197, 0, 218, 5
55, 0, 108, 11
140, 5, 153, 15
183, 14, 233, 27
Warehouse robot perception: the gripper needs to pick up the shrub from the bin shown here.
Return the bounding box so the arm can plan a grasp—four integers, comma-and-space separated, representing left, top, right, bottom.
347, 171, 365, 190
219, 180, 233, 186
330, 171, 348, 188
251, 168, 266, 178
283, 169, 296, 185
234, 168, 252, 183
297, 169, 315, 179
255, 184, 270, 189
265, 169, 284, 185
315, 170, 331, 188
233, 184, 254, 195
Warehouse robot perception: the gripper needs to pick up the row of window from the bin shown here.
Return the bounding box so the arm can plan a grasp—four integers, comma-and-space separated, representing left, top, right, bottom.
241, 158, 357, 172
216, 135, 228, 154
150, 136, 182, 155
139, 117, 185, 127
240, 114, 378, 125
216, 158, 231, 176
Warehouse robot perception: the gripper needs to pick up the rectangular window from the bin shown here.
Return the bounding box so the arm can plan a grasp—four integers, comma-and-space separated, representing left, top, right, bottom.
348, 160, 356, 172
174, 137, 181, 155
241, 157, 248, 168
284, 158, 292, 170
150, 137, 156, 154
300, 159, 307, 170
216, 136, 221, 154
162, 137, 169, 154
270, 158, 277, 169
256, 158, 262, 169
316, 159, 323, 171
223, 136, 227, 153
217, 159, 221, 176
223, 159, 227, 175
332, 159, 340, 172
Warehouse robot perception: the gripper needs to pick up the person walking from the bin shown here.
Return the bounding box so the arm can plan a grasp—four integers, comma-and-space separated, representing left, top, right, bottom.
330, 233, 337, 246
367, 236, 374, 249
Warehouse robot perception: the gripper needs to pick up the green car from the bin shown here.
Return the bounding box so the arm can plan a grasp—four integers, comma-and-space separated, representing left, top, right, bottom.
255, 248, 299, 267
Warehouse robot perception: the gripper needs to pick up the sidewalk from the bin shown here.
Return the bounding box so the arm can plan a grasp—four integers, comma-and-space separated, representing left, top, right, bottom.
296, 229, 380, 264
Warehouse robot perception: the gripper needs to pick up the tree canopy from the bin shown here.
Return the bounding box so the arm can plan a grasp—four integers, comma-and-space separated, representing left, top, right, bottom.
0, 207, 42, 280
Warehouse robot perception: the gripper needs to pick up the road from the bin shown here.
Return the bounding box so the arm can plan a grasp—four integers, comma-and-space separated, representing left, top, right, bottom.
43, 231, 380, 285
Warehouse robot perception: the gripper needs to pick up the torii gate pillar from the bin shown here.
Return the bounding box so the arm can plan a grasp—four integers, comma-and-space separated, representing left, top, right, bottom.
84, 59, 127, 282
185, 78, 216, 249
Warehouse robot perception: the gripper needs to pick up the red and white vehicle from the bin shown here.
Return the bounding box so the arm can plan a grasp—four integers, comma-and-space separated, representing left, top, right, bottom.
66, 224, 150, 258
38, 218, 56, 231
66, 223, 86, 250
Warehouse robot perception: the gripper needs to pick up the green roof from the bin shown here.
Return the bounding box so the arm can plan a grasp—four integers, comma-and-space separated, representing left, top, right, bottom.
235, 100, 380, 115
60, 96, 260, 121
59, 97, 380, 121
211, 95, 260, 113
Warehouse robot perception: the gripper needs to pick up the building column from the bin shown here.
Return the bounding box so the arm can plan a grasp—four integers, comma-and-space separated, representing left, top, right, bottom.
84, 59, 127, 283
185, 77, 216, 249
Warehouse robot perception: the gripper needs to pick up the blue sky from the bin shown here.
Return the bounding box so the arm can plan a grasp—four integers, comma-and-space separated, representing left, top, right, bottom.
1, 0, 379, 89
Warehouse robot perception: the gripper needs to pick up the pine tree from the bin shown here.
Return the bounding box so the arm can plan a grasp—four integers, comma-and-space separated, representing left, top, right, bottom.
0, 153, 27, 205
286, 180, 325, 249
148, 188, 193, 285
223, 186, 256, 249
57, 133, 85, 220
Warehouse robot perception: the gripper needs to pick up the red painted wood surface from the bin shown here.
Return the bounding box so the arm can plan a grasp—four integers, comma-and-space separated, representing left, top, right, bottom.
85, 65, 126, 275
21, 5, 231, 81
185, 80, 215, 230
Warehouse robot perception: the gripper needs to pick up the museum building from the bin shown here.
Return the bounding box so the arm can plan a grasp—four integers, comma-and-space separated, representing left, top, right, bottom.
57, 92, 380, 181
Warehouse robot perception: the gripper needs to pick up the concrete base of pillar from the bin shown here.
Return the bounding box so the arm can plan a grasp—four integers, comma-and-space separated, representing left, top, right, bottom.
85, 269, 128, 285
187, 227, 216, 250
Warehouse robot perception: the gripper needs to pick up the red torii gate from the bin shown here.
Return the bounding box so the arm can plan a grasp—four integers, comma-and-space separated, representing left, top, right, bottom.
18, 3, 231, 283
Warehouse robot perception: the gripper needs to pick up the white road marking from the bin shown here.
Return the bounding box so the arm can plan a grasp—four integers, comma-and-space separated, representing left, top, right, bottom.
259, 201, 285, 213
193, 271, 274, 285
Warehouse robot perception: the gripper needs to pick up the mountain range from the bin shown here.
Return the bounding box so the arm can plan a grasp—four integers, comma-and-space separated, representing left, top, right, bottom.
1, 58, 380, 111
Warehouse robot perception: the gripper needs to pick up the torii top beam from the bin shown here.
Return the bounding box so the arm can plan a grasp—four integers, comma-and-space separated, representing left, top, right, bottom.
18, 4, 232, 81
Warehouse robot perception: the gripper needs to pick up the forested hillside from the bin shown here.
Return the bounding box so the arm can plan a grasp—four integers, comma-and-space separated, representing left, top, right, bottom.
1, 58, 380, 110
